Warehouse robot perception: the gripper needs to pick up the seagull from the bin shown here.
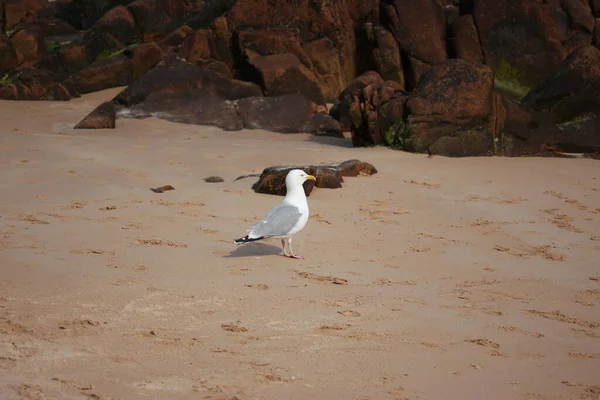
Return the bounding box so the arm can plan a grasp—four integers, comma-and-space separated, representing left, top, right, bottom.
234, 169, 316, 259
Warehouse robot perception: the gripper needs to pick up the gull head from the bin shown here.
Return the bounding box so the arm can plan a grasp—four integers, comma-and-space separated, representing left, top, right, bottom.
286, 169, 316, 188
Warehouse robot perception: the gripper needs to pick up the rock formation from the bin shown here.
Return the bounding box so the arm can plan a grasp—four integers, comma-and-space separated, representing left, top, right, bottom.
1, 0, 599, 157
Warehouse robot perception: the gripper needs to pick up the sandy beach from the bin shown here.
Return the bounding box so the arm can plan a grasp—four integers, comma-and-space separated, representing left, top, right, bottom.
1, 88, 599, 399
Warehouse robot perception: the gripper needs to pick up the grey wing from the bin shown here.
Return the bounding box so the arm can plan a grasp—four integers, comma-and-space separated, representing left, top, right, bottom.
248, 205, 301, 238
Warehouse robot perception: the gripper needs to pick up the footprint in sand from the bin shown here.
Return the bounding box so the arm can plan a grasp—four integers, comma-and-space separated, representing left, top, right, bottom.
70, 249, 115, 255
542, 209, 584, 233
523, 309, 600, 329
18, 214, 50, 224
134, 239, 187, 248
404, 179, 440, 189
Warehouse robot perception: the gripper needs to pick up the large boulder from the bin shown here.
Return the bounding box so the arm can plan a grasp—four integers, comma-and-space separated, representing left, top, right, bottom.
246, 52, 325, 105
125, 91, 243, 131
382, 0, 447, 64
59, 0, 136, 30
74, 102, 116, 129
499, 99, 600, 156
522, 45, 600, 122
228, 0, 356, 101
302, 114, 344, 138
333, 70, 385, 131
75, 54, 134, 94
302, 37, 346, 102
371, 26, 404, 87
235, 94, 318, 133
58, 41, 90, 72
158, 25, 194, 51
3, 0, 48, 30
378, 91, 411, 149
405, 59, 496, 156
126, 0, 201, 39
472, 0, 594, 99
349, 79, 404, 147
112, 56, 262, 106
0, 34, 19, 76
85, 5, 139, 47
381, 0, 447, 90
0, 68, 79, 100
178, 17, 233, 73
126, 42, 166, 79
450, 14, 484, 64
10, 28, 46, 65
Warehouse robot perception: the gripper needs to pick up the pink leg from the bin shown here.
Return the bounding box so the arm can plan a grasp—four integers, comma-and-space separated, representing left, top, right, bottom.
281, 238, 289, 257
286, 237, 304, 260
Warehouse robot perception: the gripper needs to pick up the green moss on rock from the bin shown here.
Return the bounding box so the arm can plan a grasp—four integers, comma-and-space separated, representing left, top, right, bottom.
493, 58, 532, 100
383, 121, 415, 151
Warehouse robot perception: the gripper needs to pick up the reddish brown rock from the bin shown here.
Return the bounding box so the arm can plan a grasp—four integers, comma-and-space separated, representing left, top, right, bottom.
406, 59, 495, 156
302, 38, 345, 102
206, 16, 233, 69
247, 52, 325, 105
86, 5, 139, 46
11, 28, 46, 65
472, 0, 590, 99
75, 54, 134, 94
59, 0, 137, 30
179, 29, 212, 64
186, 0, 237, 29
179, 17, 233, 69
236, 29, 311, 67
74, 102, 116, 129
0, 34, 19, 75
127, 91, 243, 131
382, 0, 447, 65
522, 45, 600, 122
302, 114, 344, 138
4, 0, 48, 30
350, 80, 404, 147
126, 42, 166, 80
346, 0, 379, 23
372, 26, 404, 87
228, 0, 356, 99
378, 91, 410, 148
7, 68, 78, 100
451, 14, 483, 64
58, 42, 89, 73
594, 19, 600, 48
500, 98, 600, 156
404, 56, 431, 91
11, 17, 78, 37
235, 94, 318, 133
252, 166, 317, 196
0, 83, 19, 100
127, 0, 196, 39
251, 160, 376, 196
334, 70, 385, 131
113, 56, 262, 106
561, 0, 595, 34
337, 159, 378, 177
158, 25, 194, 51
83, 32, 124, 63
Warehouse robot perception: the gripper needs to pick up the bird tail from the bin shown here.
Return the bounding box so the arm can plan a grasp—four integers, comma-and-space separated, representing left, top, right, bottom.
234, 235, 264, 245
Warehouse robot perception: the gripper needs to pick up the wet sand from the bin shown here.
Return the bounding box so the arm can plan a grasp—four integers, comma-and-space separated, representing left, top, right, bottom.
1, 88, 599, 399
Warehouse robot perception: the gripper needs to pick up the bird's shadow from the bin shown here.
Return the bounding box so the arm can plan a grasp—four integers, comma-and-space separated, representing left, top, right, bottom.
224, 243, 283, 258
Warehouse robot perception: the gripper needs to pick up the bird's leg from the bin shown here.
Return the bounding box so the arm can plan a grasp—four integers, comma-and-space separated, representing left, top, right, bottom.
286, 237, 304, 260
281, 238, 290, 257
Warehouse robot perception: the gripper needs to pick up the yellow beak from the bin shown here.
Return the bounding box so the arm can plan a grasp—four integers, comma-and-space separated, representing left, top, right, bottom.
306, 175, 316, 181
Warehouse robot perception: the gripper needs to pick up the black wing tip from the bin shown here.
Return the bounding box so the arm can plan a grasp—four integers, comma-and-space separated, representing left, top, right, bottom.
234, 235, 264, 245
